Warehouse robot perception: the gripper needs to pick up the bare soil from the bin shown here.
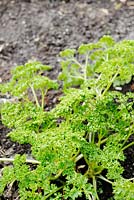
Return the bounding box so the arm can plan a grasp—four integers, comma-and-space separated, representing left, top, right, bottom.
0, 0, 134, 199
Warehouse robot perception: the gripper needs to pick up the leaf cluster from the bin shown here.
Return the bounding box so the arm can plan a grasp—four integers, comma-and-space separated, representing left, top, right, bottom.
59, 36, 134, 91
1, 36, 134, 199
0, 61, 58, 108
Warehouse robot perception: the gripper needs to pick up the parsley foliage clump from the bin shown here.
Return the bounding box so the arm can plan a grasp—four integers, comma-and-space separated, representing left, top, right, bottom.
1, 36, 134, 199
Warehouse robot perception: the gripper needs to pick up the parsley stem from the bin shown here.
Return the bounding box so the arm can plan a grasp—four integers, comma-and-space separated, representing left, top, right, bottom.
92, 132, 95, 143
49, 169, 64, 181
72, 58, 86, 79
84, 53, 89, 82
97, 132, 102, 148
98, 175, 113, 185
75, 153, 83, 162
41, 89, 47, 110
44, 185, 63, 200
121, 123, 134, 149
101, 70, 119, 98
0, 157, 40, 164
30, 84, 40, 107
122, 141, 134, 151
88, 194, 95, 200
72, 58, 82, 68
97, 137, 108, 146
70, 75, 84, 80
128, 177, 134, 181
89, 132, 92, 142
92, 176, 99, 200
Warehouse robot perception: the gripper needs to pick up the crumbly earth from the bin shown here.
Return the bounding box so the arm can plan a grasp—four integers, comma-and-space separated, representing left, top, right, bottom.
0, 0, 134, 199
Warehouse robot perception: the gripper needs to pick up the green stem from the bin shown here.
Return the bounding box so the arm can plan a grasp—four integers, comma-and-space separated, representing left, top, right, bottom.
101, 70, 119, 98
0, 157, 40, 164
128, 177, 134, 181
120, 123, 134, 150
49, 169, 64, 181
87, 195, 92, 200
89, 195, 95, 200
30, 85, 40, 107
92, 176, 99, 200
97, 137, 108, 146
23, 95, 30, 102
122, 141, 134, 151
98, 175, 113, 185
84, 53, 89, 82
94, 168, 103, 175
70, 75, 84, 80
106, 53, 109, 61
89, 132, 92, 143
97, 133, 102, 148
41, 89, 47, 110
72, 58, 87, 80
75, 153, 83, 162
92, 132, 95, 143
44, 185, 63, 200
72, 58, 82, 68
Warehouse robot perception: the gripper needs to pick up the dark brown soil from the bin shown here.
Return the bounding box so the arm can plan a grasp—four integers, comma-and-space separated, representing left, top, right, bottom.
0, 0, 134, 199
